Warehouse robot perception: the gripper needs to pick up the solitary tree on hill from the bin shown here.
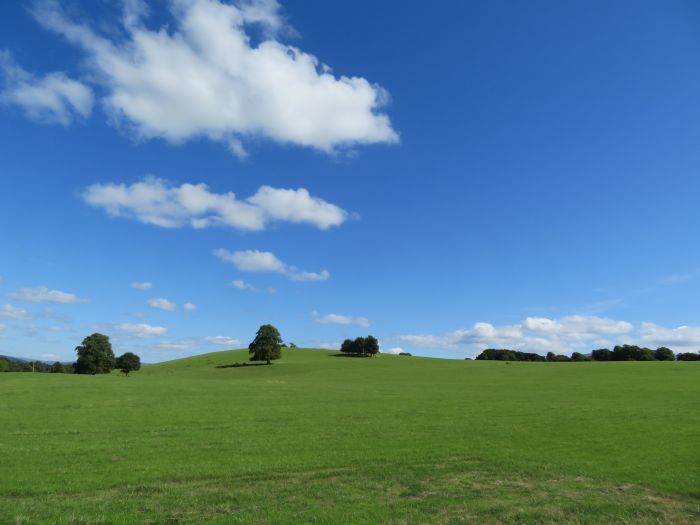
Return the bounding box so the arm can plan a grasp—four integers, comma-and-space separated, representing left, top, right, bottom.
74, 333, 116, 374
116, 352, 141, 376
249, 324, 283, 365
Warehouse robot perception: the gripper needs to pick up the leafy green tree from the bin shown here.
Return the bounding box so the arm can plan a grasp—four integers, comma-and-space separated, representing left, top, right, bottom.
654, 347, 675, 361
677, 351, 700, 361
248, 324, 282, 364
116, 352, 141, 376
353, 336, 368, 356
365, 336, 379, 357
0, 357, 11, 372
591, 348, 612, 361
637, 348, 657, 361
571, 352, 589, 362
74, 333, 116, 374
340, 339, 355, 354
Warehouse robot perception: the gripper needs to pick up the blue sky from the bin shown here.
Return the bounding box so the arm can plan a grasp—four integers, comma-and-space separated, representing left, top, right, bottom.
2, 0, 700, 362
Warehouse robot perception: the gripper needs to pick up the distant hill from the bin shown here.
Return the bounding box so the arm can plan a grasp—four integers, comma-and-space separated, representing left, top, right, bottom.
0, 355, 72, 365
0, 354, 31, 363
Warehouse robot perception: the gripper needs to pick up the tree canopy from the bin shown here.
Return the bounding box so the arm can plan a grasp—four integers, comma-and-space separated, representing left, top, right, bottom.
340, 335, 379, 357
116, 352, 141, 376
248, 324, 282, 364
75, 333, 116, 375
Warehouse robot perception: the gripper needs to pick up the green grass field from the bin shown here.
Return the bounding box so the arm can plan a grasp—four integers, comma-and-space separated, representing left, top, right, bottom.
1, 349, 699, 524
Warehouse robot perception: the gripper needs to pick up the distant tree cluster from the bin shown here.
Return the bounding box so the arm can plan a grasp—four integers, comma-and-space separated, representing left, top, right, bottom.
0, 333, 141, 375
476, 349, 546, 361
475, 344, 699, 362
75, 333, 141, 375
340, 336, 380, 357
0, 357, 74, 373
590, 345, 676, 361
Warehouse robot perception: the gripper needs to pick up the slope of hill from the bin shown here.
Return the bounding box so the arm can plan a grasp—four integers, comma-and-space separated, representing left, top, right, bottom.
1, 348, 698, 524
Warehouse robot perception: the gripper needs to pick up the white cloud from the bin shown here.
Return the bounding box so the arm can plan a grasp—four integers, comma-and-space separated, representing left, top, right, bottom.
383, 347, 404, 355
183, 302, 197, 311
83, 178, 347, 231
205, 335, 241, 346
399, 315, 636, 355
8, 286, 88, 304
313, 312, 370, 327
0, 304, 32, 320
0, 323, 5, 333
232, 279, 253, 290
130, 281, 153, 290
522, 316, 632, 339
320, 342, 340, 350
639, 322, 700, 352
31, 0, 397, 154
0, 50, 93, 125
217, 249, 286, 272
148, 297, 177, 311
115, 323, 167, 337
40, 352, 61, 360
214, 248, 330, 282
289, 270, 330, 282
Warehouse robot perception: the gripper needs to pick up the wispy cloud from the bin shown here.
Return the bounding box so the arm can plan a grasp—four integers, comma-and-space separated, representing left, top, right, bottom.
0, 49, 93, 125
147, 297, 177, 311
130, 281, 153, 290
313, 311, 371, 327
8, 286, 88, 304
114, 323, 167, 338
214, 249, 330, 282
0, 304, 32, 320
232, 279, 254, 290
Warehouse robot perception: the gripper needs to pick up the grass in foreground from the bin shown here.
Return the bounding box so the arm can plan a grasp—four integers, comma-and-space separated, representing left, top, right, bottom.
1, 349, 698, 524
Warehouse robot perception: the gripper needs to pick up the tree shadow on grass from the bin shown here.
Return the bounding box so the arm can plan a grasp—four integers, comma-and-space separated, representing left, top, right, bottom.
215, 362, 271, 369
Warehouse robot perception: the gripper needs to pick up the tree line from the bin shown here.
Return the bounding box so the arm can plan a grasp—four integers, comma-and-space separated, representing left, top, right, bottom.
475, 345, 700, 362
0, 333, 141, 375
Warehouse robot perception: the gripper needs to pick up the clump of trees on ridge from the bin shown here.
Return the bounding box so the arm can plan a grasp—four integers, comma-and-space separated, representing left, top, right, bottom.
340, 335, 380, 357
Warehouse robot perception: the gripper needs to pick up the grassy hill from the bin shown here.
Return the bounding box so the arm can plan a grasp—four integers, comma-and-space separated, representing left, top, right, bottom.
1, 348, 698, 524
